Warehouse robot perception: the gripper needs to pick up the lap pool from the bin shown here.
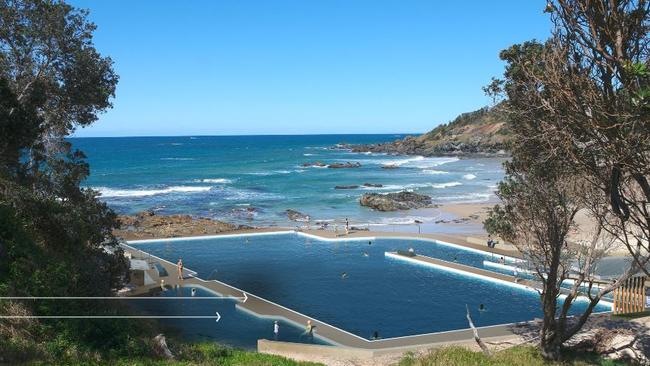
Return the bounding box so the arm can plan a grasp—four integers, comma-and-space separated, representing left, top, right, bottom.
129, 232, 610, 346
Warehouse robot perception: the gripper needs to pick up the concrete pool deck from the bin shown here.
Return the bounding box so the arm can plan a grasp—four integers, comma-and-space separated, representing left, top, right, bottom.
121, 229, 548, 354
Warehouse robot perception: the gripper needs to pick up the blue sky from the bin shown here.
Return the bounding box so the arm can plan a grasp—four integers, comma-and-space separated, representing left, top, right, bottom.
71, 1, 551, 137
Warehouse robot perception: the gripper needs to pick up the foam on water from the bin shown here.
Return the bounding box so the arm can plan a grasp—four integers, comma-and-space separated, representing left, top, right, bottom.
422, 169, 449, 175
96, 186, 211, 198
195, 178, 232, 184
432, 182, 462, 189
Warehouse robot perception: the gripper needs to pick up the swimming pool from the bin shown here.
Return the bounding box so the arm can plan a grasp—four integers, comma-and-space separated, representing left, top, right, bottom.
130, 232, 610, 344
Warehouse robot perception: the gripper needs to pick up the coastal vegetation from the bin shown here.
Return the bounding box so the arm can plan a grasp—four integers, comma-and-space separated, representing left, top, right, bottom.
350, 104, 510, 156
484, 0, 649, 361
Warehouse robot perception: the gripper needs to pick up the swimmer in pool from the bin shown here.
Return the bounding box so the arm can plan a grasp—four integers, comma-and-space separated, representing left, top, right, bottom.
191, 288, 197, 297
479, 303, 485, 312
368, 241, 372, 245
341, 272, 348, 279
362, 251, 369, 257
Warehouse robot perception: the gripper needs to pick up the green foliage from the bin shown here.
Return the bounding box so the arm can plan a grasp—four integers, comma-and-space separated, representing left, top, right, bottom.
12, 340, 323, 366
0, 0, 130, 362
397, 346, 628, 366
423, 106, 497, 139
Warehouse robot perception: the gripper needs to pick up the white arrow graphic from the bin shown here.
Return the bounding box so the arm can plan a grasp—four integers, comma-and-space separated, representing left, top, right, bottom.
0, 315, 222, 319
215, 312, 221, 322
0, 295, 248, 301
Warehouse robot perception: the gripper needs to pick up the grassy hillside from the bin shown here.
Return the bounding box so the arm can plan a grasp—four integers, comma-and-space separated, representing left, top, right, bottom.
351, 105, 510, 156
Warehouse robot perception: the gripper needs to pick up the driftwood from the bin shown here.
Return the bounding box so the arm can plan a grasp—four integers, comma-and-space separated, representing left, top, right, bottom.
466, 304, 492, 356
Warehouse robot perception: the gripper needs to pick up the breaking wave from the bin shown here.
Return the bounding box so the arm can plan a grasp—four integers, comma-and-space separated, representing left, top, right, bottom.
96, 186, 211, 198
195, 178, 232, 184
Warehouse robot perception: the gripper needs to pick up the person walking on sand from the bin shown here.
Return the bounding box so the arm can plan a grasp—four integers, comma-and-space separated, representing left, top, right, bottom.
345, 218, 349, 231
273, 321, 279, 341
177, 258, 184, 280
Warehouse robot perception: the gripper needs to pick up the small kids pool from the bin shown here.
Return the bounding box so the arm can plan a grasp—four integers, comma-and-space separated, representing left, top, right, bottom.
130, 232, 610, 346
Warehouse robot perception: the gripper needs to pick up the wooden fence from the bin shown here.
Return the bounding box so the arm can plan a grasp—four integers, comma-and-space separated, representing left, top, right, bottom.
612, 276, 647, 314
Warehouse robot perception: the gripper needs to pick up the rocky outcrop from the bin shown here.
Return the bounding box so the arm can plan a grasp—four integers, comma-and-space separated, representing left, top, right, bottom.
342, 105, 510, 157
116, 211, 246, 240
302, 161, 361, 169
327, 162, 361, 169
362, 183, 383, 188
285, 209, 310, 222
335, 185, 359, 189
359, 191, 434, 211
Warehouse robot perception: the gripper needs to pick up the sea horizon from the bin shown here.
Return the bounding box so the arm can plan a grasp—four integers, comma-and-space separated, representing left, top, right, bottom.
70, 132, 425, 139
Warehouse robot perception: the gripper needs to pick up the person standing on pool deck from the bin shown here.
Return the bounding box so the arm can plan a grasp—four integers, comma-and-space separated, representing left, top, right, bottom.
177, 258, 183, 280
273, 321, 279, 341
304, 320, 315, 341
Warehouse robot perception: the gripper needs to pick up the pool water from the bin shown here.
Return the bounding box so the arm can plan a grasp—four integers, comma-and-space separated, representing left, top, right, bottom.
130, 286, 329, 349
132, 233, 610, 342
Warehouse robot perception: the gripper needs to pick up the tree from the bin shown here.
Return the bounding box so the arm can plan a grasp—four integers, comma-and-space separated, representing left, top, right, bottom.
485, 41, 645, 359
489, 0, 650, 271
0, 0, 125, 325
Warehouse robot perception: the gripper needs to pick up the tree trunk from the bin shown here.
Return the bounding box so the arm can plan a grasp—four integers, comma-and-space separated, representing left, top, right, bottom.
540, 334, 563, 360
539, 274, 563, 361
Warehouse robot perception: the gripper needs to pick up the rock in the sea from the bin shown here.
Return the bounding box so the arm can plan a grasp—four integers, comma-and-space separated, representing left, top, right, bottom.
381, 164, 399, 169
285, 209, 310, 222
335, 185, 359, 190
362, 183, 383, 188
302, 161, 361, 169
359, 191, 434, 211
328, 162, 361, 169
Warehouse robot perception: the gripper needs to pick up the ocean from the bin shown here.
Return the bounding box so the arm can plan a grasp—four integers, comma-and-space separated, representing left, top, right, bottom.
71, 135, 505, 230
